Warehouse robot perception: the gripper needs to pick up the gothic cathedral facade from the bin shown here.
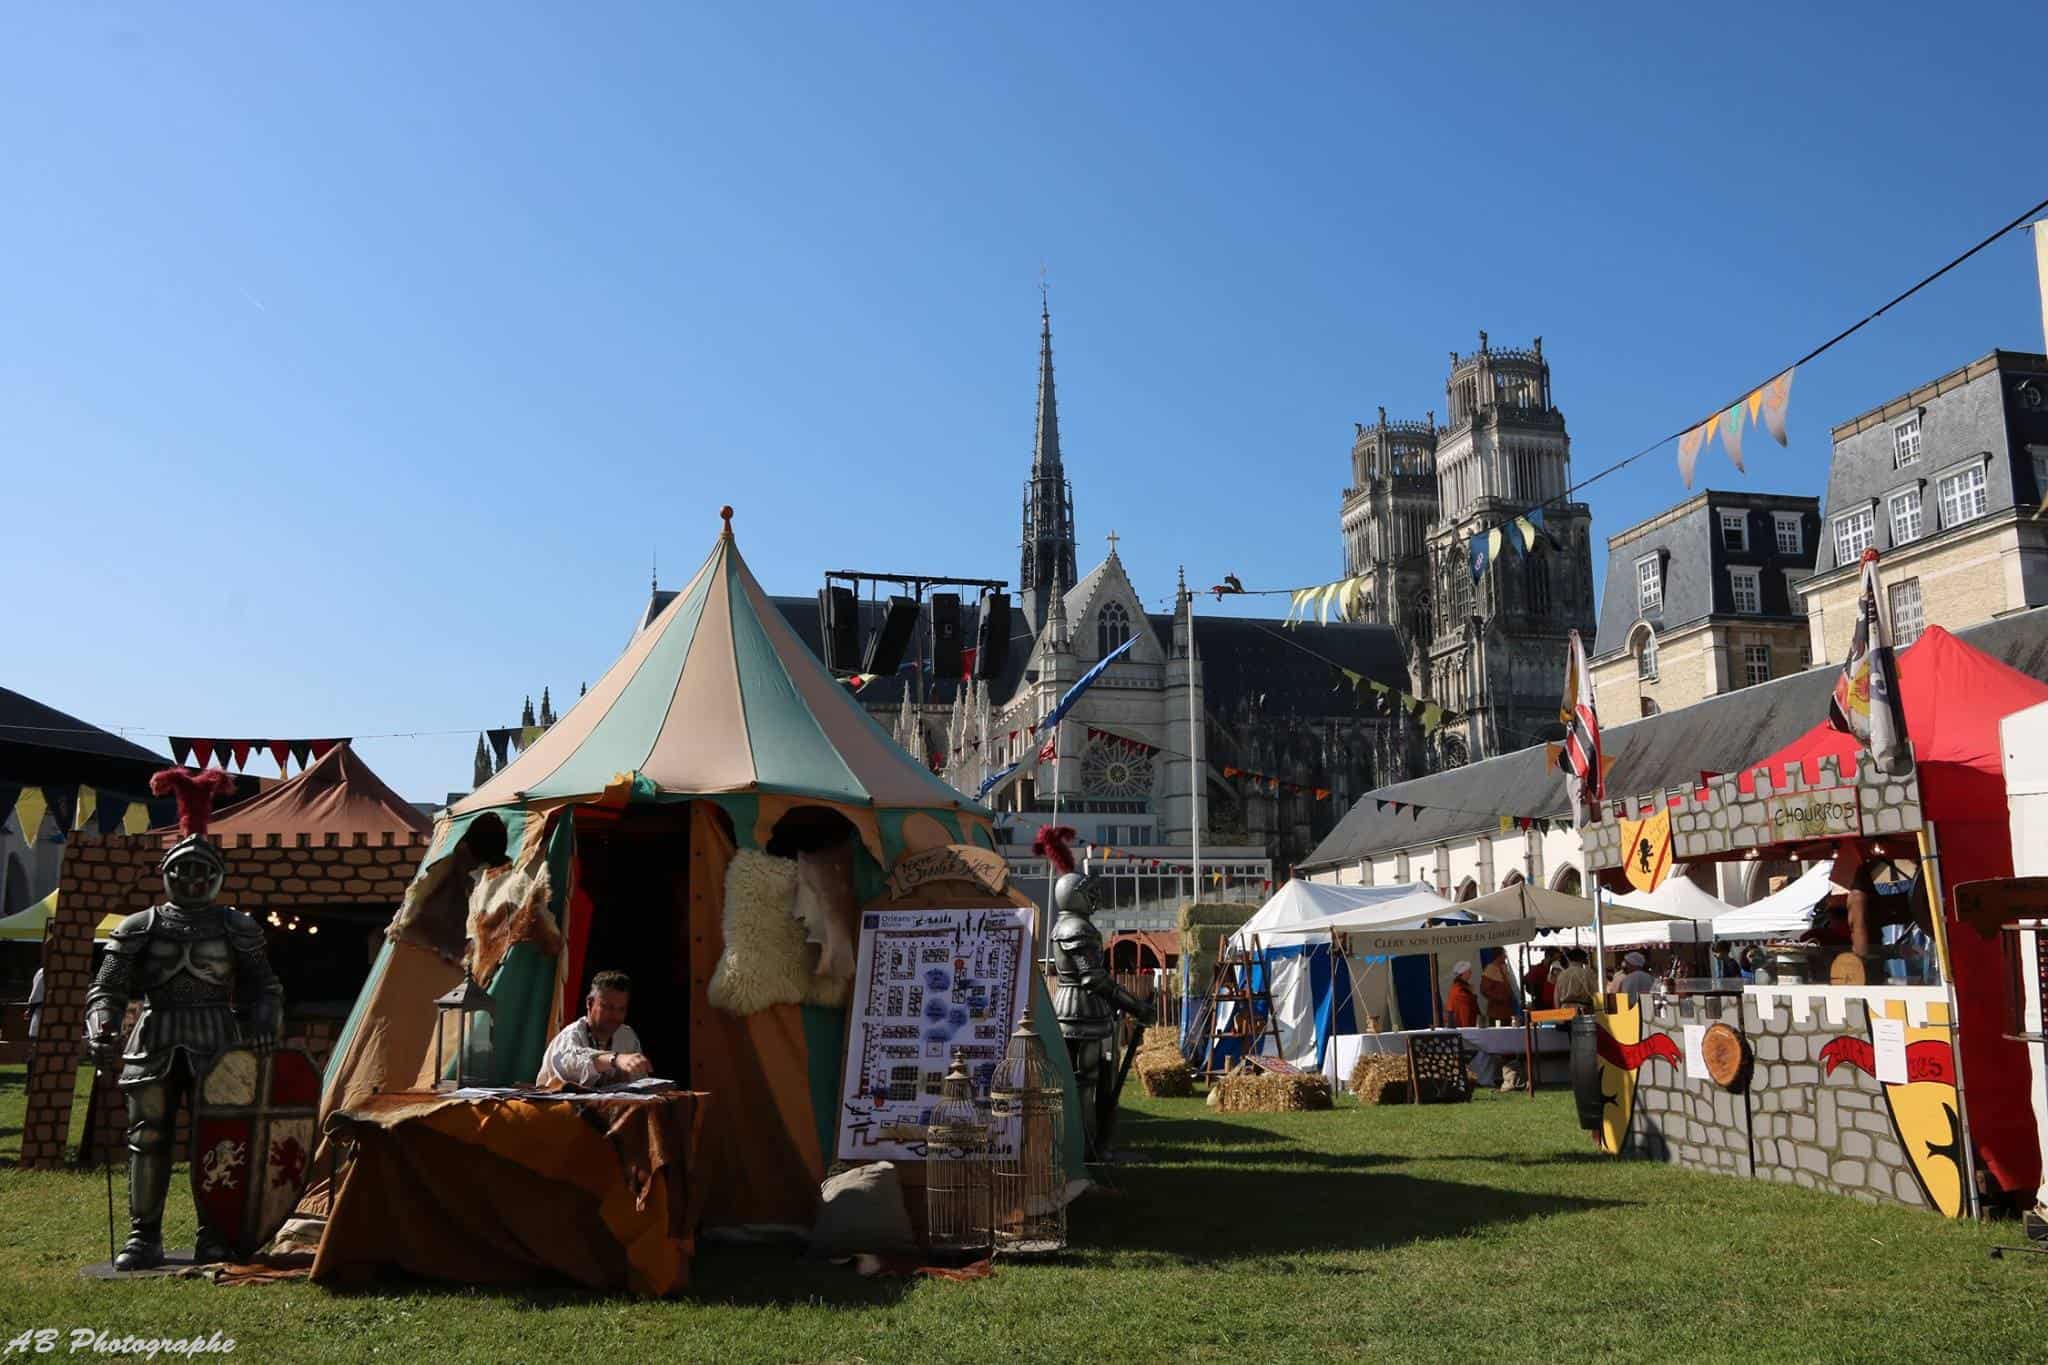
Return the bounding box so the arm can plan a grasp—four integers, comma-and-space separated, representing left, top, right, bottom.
1339, 334, 1597, 765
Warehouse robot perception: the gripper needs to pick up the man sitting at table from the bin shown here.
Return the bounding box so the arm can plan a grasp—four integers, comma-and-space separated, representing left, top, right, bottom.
538, 970, 655, 1088
1445, 962, 1481, 1028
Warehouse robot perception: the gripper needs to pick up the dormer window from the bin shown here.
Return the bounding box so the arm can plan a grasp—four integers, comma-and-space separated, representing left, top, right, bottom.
1892, 413, 1922, 469
1635, 554, 1662, 614
1719, 510, 1748, 552
1096, 601, 1130, 657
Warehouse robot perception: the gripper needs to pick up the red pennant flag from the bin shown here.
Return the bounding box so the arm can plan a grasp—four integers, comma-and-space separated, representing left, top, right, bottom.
229, 740, 253, 770
189, 739, 215, 768
269, 741, 292, 774
1314, 788, 1330, 801
1389, 802, 1404, 815
309, 738, 343, 761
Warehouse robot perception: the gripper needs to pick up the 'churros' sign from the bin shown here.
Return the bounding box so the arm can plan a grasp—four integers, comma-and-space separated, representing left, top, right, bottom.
1765, 787, 1860, 840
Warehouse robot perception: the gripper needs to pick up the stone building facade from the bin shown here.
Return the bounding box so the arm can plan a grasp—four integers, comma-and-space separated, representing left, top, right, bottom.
1588, 491, 1822, 721
1797, 348, 2048, 662
1338, 334, 1597, 766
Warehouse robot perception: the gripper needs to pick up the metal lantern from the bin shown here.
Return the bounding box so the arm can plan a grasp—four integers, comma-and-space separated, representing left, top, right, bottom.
432, 968, 497, 1090
925, 1048, 992, 1254
988, 1004, 1066, 1255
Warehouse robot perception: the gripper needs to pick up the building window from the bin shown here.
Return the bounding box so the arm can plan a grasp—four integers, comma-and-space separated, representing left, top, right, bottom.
1636, 554, 1662, 614
1526, 554, 1551, 616
1640, 697, 1661, 717
1888, 487, 1923, 546
1799, 642, 1811, 669
1892, 413, 1922, 469
1637, 632, 1658, 680
1889, 578, 1925, 646
1730, 566, 1761, 614
1096, 601, 1130, 657
1937, 464, 1988, 528
1833, 507, 1875, 564
2031, 446, 2048, 504
1773, 512, 1803, 556
1720, 509, 1748, 552
1744, 644, 1771, 687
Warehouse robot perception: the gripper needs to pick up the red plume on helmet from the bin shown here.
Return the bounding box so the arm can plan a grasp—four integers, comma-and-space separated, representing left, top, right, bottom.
1032, 824, 1078, 877
149, 767, 239, 838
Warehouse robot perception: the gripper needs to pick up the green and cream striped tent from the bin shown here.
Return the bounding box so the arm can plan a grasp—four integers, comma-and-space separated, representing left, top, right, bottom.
321, 512, 1085, 1230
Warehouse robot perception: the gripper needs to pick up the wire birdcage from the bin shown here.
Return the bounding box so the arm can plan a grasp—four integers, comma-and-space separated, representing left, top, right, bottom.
925, 1048, 991, 1254
988, 1004, 1066, 1255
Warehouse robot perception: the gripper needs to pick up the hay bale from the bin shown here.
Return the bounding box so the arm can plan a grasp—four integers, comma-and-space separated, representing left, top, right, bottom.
1348, 1052, 1413, 1105
1210, 1066, 1332, 1114
1175, 900, 1256, 997
1133, 1025, 1195, 1097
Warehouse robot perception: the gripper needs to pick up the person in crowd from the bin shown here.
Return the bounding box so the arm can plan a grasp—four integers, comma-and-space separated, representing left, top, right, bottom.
1553, 948, 1598, 1009
1745, 946, 1773, 985
1610, 950, 1659, 998
1523, 947, 1561, 1011
539, 970, 654, 1088
1480, 952, 1517, 1024
1445, 961, 1481, 1028
25, 965, 44, 1043
1710, 942, 1747, 986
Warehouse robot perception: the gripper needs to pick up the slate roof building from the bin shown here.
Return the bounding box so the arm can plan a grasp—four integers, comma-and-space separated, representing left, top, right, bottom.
1297, 607, 2048, 906
1589, 491, 1821, 720
1797, 348, 2048, 661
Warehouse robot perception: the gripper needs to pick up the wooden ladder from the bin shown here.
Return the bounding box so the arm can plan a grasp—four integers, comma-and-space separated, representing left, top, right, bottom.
1202, 934, 1283, 1075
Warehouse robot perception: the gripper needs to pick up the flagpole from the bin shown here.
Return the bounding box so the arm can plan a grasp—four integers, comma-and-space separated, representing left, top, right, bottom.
1188, 582, 1202, 902
1045, 718, 1061, 966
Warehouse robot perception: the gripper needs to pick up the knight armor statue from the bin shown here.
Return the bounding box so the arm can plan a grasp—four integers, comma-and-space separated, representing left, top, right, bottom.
1036, 825, 1153, 1161
85, 768, 282, 1270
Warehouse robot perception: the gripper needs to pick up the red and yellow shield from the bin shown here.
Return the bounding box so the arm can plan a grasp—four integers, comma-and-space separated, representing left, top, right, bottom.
1818, 1000, 1963, 1218
1618, 810, 1673, 895
1591, 995, 1682, 1154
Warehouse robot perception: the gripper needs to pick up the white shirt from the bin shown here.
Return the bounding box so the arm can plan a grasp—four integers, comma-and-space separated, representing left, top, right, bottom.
26, 968, 44, 1038
1612, 969, 1659, 998
538, 1017, 644, 1088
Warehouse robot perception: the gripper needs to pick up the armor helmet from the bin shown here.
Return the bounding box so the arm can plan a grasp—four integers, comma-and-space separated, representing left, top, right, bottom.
162, 836, 226, 908
1054, 870, 1101, 917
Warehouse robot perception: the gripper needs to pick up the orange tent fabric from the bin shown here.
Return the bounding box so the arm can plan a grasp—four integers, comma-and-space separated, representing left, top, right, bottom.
206, 741, 430, 839
1746, 625, 2048, 1199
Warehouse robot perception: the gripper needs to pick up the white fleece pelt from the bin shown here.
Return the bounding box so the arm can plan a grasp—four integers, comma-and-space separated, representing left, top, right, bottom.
708, 851, 808, 1014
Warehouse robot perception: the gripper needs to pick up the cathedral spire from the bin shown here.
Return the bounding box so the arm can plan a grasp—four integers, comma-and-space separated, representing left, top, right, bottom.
1019, 289, 1079, 633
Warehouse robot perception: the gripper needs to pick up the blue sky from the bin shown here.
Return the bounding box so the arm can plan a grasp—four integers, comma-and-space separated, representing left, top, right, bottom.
6, 3, 2043, 801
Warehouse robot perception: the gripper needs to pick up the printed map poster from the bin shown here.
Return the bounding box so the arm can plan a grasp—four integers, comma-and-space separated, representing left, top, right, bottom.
835, 906, 1034, 1162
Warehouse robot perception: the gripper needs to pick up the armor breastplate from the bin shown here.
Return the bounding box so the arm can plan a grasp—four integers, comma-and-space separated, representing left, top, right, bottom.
1052, 911, 1114, 1036
139, 936, 236, 1003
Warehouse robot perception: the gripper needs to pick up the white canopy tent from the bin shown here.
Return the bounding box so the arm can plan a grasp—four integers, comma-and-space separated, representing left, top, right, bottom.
1711, 860, 1836, 940
1220, 881, 1451, 1067
1534, 873, 1728, 950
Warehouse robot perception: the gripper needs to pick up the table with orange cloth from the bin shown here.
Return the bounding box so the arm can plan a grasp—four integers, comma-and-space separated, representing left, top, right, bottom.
312, 1087, 708, 1298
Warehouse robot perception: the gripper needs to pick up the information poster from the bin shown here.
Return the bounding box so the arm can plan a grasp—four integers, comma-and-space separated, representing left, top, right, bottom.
834, 906, 1034, 1161
1683, 1023, 1707, 1081
1871, 1016, 1909, 1084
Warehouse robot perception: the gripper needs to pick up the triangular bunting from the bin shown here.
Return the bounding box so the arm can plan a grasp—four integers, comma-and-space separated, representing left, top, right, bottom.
289, 740, 313, 769
14, 787, 48, 847
73, 785, 96, 832
269, 741, 292, 775
211, 741, 236, 769
1499, 814, 1515, 833
169, 737, 195, 766
229, 740, 254, 771
1677, 424, 1707, 489
189, 740, 215, 769
309, 738, 342, 761
1720, 401, 1746, 472
1760, 367, 1794, 446
122, 801, 150, 835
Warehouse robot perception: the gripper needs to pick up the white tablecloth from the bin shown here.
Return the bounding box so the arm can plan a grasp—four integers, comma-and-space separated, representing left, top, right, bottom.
1323, 1027, 1571, 1092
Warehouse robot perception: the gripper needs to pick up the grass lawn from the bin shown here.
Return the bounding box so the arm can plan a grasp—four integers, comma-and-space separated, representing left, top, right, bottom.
3, 1062, 2043, 1362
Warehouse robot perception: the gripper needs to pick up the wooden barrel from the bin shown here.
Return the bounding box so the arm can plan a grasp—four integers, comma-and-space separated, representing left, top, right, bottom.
1569, 1014, 1604, 1131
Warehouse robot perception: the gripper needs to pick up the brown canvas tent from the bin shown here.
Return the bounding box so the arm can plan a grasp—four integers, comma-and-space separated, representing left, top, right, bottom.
202, 741, 431, 841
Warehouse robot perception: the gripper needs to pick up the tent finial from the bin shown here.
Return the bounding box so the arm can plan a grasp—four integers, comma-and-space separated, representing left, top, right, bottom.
720, 505, 735, 537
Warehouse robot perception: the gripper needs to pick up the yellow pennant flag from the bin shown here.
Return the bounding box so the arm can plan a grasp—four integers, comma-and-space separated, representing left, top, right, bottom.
74, 786, 97, 832
14, 787, 48, 847
1498, 814, 1515, 833
122, 802, 150, 835
1419, 702, 1444, 732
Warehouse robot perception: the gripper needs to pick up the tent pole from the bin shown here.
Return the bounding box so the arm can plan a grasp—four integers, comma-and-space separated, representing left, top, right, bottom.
1916, 821, 1982, 1220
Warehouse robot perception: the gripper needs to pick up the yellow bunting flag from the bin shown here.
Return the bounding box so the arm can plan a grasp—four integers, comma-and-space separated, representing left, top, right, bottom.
74, 786, 97, 832
1759, 367, 1795, 446
14, 787, 48, 847
1677, 424, 1707, 489
517, 724, 546, 751
1419, 702, 1444, 733
122, 802, 150, 835
1746, 387, 1764, 423
1498, 814, 1515, 833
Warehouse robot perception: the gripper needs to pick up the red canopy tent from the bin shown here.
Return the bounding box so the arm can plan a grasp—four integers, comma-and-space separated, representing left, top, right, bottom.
1742, 625, 2048, 1200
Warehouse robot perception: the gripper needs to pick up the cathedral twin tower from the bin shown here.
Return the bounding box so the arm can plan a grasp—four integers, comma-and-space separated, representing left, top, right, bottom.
1018, 305, 1595, 770
1339, 333, 1597, 765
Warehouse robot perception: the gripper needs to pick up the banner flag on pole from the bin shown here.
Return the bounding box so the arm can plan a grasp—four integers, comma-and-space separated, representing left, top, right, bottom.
1827, 549, 1911, 775
1561, 629, 1604, 827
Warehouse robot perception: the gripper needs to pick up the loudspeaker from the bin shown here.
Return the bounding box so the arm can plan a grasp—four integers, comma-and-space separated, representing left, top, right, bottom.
930, 593, 962, 679
819, 586, 858, 672
864, 595, 919, 676
974, 592, 1011, 680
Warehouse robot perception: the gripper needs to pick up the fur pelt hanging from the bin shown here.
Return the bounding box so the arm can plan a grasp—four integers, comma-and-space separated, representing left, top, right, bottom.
794, 841, 857, 990
710, 850, 857, 1014
464, 861, 562, 986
